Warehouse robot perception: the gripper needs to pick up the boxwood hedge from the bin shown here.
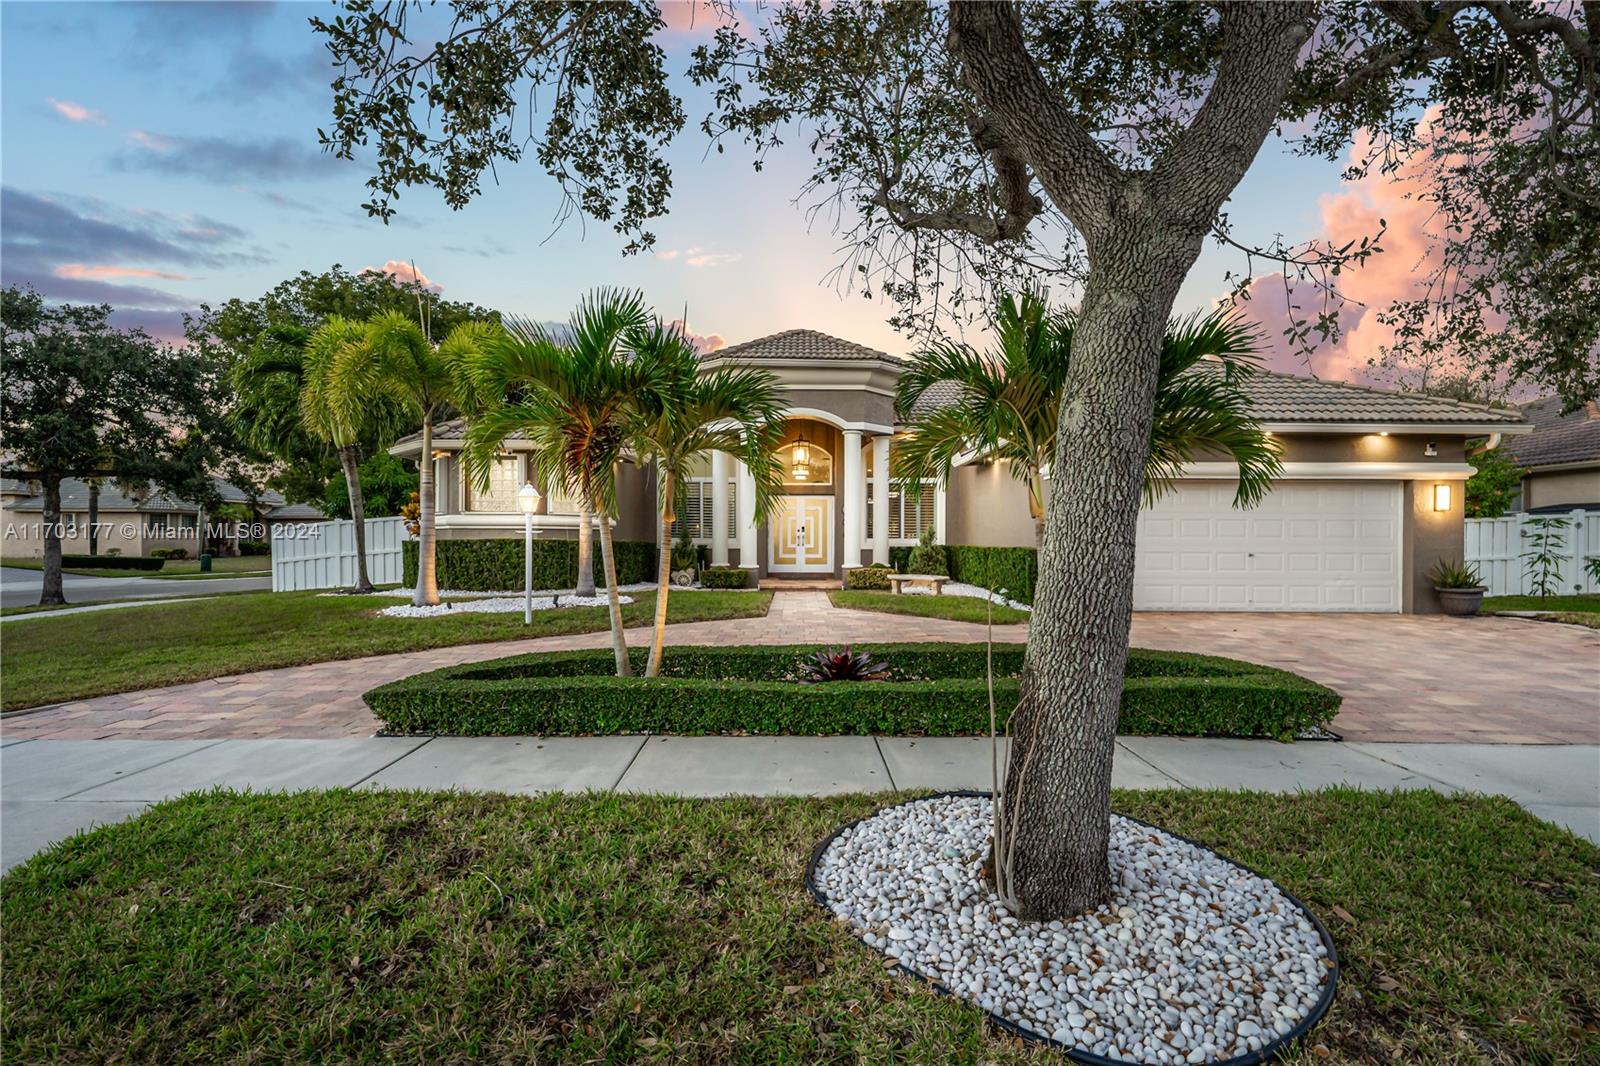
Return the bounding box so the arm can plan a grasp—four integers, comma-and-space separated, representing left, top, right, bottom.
402, 537, 656, 591
365, 642, 1339, 740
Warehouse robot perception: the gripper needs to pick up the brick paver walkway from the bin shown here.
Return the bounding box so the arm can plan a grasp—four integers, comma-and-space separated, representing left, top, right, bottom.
3, 592, 1595, 743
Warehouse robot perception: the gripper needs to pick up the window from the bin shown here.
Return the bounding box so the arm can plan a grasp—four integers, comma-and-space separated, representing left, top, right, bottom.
678, 479, 737, 543
866, 481, 937, 543
465, 455, 522, 512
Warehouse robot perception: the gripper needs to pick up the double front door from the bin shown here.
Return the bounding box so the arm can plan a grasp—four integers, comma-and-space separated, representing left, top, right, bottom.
768, 495, 834, 573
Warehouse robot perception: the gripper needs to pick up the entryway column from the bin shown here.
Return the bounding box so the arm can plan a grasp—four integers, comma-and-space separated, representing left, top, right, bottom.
734, 455, 757, 567
871, 435, 890, 564
842, 428, 863, 568
710, 449, 731, 566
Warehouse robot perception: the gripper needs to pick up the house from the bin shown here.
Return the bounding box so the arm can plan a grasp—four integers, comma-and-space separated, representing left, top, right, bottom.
1504, 398, 1600, 513
390, 329, 1531, 613
1, 477, 329, 559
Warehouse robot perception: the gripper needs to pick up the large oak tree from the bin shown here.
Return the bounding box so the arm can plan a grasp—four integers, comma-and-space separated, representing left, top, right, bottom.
315, 0, 1599, 917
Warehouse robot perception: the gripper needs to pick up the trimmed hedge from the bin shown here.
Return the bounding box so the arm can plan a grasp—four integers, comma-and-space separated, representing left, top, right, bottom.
946, 545, 1037, 603
699, 566, 751, 589
402, 537, 656, 591
366, 642, 1339, 741
844, 564, 893, 590
61, 554, 164, 571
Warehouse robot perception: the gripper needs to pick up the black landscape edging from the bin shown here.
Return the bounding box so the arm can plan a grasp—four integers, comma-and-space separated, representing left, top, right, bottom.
804, 791, 1340, 1066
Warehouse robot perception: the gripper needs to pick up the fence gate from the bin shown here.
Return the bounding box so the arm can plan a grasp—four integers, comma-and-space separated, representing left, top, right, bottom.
271, 516, 412, 592
1463, 509, 1596, 596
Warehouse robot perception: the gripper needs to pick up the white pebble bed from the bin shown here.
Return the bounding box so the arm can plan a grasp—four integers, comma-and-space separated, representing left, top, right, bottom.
369, 582, 655, 599
378, 592, 633, 618
900, 581, 1032, 612
812, 795, 1331, 1064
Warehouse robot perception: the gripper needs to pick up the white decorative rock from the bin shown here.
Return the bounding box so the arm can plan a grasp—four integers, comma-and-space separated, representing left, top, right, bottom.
810, 795, 1332, 1065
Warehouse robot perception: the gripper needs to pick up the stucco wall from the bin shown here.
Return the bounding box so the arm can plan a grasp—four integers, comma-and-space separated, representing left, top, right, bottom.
1401, 480, 1463, 614
946, 461, 1038, 547
1523, 467, 1600, 510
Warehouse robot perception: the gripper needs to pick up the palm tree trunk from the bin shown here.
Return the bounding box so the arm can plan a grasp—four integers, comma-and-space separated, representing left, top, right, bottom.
575, 503, 597, 597
413, 418, 439, 606
646, 506, 673, 678
88, 479, 100, 556
596, 506, 632, 677
339, 444, 375, 593
39, 474, 66, 606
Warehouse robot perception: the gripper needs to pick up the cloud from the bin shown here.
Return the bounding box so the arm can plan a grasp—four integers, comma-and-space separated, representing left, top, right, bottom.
362, 260, 444, 293
114, 130, 339, 182
668, 318, 726, 354
46, 98, 106, 124
55, 264, 191, 282
657, 246, 743, 268
655, 1, 747, 38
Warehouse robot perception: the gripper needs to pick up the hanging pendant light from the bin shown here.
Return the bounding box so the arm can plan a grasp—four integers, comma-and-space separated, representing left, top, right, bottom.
791, 433, 811, 481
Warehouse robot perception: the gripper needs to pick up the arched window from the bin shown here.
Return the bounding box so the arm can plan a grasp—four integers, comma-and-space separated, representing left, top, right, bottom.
781, 435, 833, 486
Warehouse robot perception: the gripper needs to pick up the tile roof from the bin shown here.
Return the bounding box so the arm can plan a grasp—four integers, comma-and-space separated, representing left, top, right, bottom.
707, 329, 900, 365
1234, 369, 1526, 425
266, 501, 330, 520
1505, 399, 1600, 468
7, 478, 307, 514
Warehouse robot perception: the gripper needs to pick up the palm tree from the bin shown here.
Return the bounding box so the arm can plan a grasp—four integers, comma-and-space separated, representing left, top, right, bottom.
328, 310, 499, 606
626, 319, 785, 677
460, 289, 654, 677
894, 292, 1281, 547
300, 316, 382, 593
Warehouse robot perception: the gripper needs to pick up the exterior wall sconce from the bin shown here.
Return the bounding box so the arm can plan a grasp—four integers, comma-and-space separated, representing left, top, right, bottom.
1432, 483, 1452, 512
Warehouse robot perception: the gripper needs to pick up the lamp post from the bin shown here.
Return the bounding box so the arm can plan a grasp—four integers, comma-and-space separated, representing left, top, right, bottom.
517, 481, 541, 624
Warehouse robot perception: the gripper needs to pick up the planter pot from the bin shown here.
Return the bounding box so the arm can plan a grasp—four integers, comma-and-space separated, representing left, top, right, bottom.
1435, 586, 1486, 616
670, 567, 698, 588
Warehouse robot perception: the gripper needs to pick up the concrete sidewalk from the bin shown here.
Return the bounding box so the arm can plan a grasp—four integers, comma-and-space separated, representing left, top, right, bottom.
3, 736, 1596, 872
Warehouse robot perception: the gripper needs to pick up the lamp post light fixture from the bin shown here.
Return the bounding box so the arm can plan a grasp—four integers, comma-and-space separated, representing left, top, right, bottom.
517, 481, 541, 623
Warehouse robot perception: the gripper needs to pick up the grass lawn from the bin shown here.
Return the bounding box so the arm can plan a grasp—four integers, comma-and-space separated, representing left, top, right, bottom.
1483, 593, 1600, 613
2, 789, 1594, 1064
0, 589, 772, 711
830, 589, 1030, 625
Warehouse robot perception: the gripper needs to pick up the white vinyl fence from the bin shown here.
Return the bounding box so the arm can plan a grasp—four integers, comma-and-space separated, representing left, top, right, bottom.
1463, 508, 1598, 596
271, 516, 413, 592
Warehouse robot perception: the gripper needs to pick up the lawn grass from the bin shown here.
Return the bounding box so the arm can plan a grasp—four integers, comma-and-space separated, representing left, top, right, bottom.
830, 589, 1030, 625
0, 589, 772, 711
2, 789, 1595, 1064
1483, 593, 1600, 613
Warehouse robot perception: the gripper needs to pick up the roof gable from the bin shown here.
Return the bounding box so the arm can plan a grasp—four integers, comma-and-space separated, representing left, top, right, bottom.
708, 329, 899, 365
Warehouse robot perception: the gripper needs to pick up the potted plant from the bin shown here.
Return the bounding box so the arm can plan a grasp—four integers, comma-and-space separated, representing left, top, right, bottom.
1427, 559, 1487, 616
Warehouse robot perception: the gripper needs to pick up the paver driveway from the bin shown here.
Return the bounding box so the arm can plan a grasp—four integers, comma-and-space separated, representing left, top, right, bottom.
2, 593, 1595, 742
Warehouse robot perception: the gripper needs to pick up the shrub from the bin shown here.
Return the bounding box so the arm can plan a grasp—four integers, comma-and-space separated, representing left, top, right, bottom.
798, 645, 889, 683
402, 537, 657, 591
61, 554, 164, 571
844, 564, 893, 590
1425, 558, 1483, 589
149, 548, 190, 560
238, 540, 271, 557
889, 546, 913, 572
699, 565, 750, 589
365, 642, 1340, 741
905, 528, 949, 575
946, 544, 1038, 603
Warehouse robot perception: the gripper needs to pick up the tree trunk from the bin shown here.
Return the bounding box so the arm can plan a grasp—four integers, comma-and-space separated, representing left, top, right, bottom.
340, 444, 375, 594
412, 418, 439, 606
88, 479, 100, 556
575, 503, 597, 597
595, 506, 632, 677
999, 233, 1196, 919
646, 501, 674, 678
39, 474, 66, 606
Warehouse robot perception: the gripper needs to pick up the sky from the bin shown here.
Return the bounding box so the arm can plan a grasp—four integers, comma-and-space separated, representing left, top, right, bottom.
1, 1, 1421, 380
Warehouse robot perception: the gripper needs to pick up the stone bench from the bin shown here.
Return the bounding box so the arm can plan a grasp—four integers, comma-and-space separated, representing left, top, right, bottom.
886, 573, 949, 596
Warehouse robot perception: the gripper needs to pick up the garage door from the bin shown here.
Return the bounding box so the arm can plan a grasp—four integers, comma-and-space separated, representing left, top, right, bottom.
1133, 480, 1401, 612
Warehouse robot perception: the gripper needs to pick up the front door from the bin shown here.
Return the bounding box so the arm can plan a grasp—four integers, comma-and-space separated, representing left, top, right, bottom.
769, 495, 834, 573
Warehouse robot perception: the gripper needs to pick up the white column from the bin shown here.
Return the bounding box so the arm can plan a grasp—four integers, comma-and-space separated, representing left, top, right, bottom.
842, 429, 863, 568
735, 455, 757, 567
710, 449, 731, 566
434, 455, 448, 513
935, 484, 948, 545
871, 435, 890, 564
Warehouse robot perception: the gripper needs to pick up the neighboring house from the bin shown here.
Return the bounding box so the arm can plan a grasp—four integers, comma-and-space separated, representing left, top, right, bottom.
1504, 397, 1600, 513
391, 328, 1531, 613
2, 477, 329, 558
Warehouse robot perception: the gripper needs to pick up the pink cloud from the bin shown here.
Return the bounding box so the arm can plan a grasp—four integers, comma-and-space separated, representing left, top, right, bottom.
127, 129, 175, 151
47, 98, 106, 125
362, 260, 443, 293
54, 263, 191, 281
658, 245, 742, 268
1228, 113, 1470, 384
655, 1, 745, 38
669, 318, 726, 354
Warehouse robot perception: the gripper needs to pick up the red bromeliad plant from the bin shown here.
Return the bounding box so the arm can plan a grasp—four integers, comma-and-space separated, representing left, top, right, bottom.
798, 646, 890, 684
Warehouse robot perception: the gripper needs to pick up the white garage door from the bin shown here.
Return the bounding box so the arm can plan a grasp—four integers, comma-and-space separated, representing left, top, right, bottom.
1133, 480, 1401, 612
